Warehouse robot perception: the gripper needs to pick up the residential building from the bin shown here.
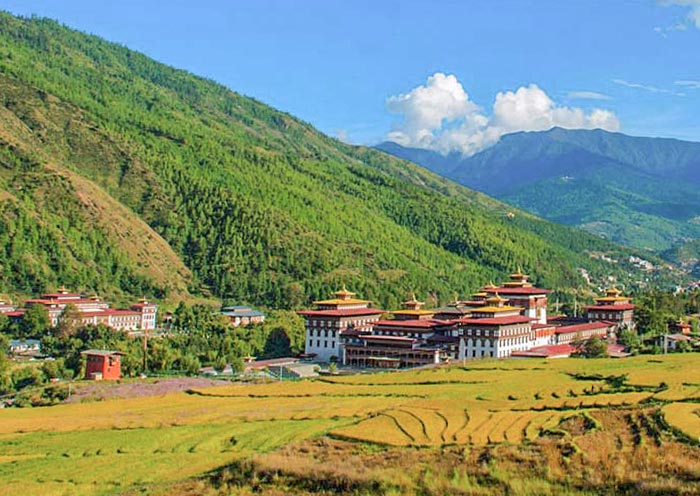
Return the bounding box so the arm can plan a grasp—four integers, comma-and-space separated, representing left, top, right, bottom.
81, 350, 125, 380
18, 287, 157, 332
585, 287, 635, 330
221, 305, 266, 327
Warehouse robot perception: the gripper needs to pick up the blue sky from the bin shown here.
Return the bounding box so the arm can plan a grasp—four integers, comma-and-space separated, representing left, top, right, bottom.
3, 0, 700, 152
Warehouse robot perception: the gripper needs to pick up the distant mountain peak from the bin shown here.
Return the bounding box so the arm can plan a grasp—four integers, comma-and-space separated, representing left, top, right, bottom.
376, 128, 700, 256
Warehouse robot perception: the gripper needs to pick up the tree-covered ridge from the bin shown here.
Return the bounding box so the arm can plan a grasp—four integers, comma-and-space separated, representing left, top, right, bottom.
0, 12, 680, 309
378, 128, 700, 255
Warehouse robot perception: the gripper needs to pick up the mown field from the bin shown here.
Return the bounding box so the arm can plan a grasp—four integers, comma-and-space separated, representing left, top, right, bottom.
0, 354, 699, 495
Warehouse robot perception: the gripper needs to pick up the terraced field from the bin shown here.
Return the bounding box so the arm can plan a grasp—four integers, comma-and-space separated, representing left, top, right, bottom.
0, 354, 698, 495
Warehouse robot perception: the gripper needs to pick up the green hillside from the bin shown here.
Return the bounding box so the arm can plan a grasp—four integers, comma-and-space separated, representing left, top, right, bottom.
0, 13, 680, 308
378, 128, 700, 256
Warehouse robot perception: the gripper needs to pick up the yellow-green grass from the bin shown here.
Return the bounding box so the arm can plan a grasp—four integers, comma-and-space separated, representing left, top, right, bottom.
0, 418, 342, 496
662, 402, 700, 441
1, 354, 699, 494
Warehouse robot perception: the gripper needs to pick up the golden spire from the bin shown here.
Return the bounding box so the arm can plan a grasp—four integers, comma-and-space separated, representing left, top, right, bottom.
486, 292, 508, 306
606, 286, 622, 297
333, 284, 356, 300
402, 292, 425, 310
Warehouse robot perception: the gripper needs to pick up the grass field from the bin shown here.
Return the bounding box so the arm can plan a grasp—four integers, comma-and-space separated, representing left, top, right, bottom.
0, 354, 698, 495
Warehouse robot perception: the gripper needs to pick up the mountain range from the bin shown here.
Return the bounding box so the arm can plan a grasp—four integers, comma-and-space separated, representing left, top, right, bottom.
0, 12, 679, 309
377, 128, 700, 265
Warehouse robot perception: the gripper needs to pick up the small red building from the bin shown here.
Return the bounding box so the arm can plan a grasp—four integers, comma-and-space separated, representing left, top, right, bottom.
81, 350, 125, 380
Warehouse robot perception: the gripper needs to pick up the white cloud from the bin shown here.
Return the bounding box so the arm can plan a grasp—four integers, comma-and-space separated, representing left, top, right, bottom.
675, 79, 700, 88
566, 91, 612, 100
385, 73, 482, 151
386, 74, 620, 156
612, 78, 670, 93
657, 1, 700, 32
613, 78, 686, 96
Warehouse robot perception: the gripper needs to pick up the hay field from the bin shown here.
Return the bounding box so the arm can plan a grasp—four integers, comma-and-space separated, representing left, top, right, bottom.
0, 354, 698, 495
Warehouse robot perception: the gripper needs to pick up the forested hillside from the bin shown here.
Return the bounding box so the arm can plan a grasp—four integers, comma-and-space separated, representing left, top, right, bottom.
0, 13, 679, 308
377, 128, 700, 255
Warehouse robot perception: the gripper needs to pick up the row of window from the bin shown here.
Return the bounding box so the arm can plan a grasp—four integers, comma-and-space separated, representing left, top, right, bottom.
375, 330, 422, 338
308, 329, 337, 338
463, 326, 528, 338
308, 339, 337, 349
308, 318, 375, 327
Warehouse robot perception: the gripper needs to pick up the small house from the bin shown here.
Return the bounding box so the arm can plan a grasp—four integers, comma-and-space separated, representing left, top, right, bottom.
81, 350, 125, 380
221, 305, 266, 327
8, 339, 41, 355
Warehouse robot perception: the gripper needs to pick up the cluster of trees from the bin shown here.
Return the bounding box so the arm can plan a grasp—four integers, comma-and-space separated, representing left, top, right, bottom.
0, 12, 674, 311
616, 290, 700, 354
0, 303, 305, 406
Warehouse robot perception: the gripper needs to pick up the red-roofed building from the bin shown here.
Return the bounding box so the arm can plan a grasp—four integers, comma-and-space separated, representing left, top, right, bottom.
482, 268, 551, 324
299, 287, 384, 362
585, 287, 635, 330
81, 350, 125, 380
456, 315, 534, 359
554, 321, 616, 344
18, 288, 157, 332
669, 319, 692, 335
344, 334, 441, 368
511, 344, 576, 359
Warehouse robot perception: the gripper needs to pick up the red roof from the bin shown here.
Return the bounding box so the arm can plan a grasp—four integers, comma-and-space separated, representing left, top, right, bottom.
457, 316, 531, 326
5, 310, 25, 317
554, 322, 613, 335
531, 323, 555, 330
511, 343, 575, 358
361, 335, 417, 343
607, 343, 627, 354
297, 308, 384, 317
484, 287, 551, 295
585, 304, 635, 311
373, 319, 452, 329
97, 309, 141, 317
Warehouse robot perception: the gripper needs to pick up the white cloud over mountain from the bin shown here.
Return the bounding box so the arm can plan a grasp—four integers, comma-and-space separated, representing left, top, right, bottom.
386, 73, 620, 156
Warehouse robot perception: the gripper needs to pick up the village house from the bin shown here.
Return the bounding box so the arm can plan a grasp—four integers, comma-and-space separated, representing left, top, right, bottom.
11, 287, 157, 333
585, 286, 635, 330
0, 299, 16, 314
81, 349, 125, 380
8, 339, 41, 357
220, 305, 266, 327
